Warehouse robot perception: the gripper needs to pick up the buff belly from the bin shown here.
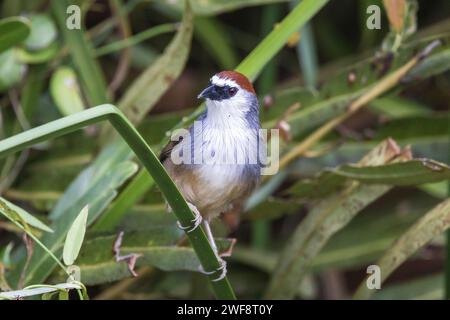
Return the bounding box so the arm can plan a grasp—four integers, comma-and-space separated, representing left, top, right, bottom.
164, 161, 257, 221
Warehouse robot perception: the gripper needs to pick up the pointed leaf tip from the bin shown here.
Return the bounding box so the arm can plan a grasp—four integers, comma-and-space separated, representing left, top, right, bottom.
63, 205, 89, 266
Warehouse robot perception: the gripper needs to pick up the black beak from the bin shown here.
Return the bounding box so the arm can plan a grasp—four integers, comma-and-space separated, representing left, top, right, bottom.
198, 84, 221, 100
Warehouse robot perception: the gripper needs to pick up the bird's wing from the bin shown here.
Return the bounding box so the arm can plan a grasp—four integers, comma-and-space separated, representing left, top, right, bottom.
159, 111, 205, 164
159, 137, 183, 163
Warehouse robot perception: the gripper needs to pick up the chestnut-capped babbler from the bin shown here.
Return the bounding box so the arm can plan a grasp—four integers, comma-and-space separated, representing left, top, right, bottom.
160, 71, 265, 281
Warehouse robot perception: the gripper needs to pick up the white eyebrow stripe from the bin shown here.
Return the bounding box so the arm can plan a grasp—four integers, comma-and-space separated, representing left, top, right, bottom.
211, 75, 239, 88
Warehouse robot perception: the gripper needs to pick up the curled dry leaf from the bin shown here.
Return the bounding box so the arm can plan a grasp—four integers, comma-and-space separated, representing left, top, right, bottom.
383, 0, 406, 33
273, 102, 301, 142
287, 31, 301, 48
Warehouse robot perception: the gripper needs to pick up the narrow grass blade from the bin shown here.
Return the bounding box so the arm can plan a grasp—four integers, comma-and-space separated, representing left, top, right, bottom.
95, 23, 177, 57
0, 104, 236, 299
100, 1, 193, 140
51, 0, 109, 105
0, 197, 53, 233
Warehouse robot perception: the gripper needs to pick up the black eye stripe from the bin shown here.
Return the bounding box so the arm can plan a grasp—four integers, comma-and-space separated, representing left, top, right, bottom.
203, 84, 238, 101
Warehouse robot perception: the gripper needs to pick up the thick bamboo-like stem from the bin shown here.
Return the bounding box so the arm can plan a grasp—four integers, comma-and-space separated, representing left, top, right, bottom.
0, 105, 235, 300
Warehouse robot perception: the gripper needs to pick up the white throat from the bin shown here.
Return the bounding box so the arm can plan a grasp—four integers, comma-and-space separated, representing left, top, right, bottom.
204, 98, 249, 130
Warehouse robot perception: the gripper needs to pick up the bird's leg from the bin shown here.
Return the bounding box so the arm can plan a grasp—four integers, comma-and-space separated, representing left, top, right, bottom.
175, 204, 227, 281
176, 202, 203, 233
199, 220, 227, 282
202, 219, 218, 254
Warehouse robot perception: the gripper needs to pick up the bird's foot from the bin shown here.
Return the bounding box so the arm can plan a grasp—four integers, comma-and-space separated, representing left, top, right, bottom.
198, 258, 227, 282
176, 202, 203, 233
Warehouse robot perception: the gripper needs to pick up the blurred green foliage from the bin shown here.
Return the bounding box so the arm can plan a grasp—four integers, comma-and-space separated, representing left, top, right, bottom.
0, 0, 449, 300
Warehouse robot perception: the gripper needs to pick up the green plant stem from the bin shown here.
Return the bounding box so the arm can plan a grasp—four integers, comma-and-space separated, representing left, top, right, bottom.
0, 105, 236, 300
290, 0, 319, 88
251, 3, 282, 249
95, 23, 177, 57
0, 209, 68, 275
238, 0, 329, 78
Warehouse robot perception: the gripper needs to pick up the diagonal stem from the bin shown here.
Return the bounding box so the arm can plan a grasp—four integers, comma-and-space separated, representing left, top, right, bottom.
0, 104, 236, 300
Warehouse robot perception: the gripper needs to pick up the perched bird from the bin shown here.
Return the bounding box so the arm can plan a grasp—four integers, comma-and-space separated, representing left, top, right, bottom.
160, 70, 265, 280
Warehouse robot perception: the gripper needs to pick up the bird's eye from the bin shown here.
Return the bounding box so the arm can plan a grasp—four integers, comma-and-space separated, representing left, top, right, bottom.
228, 87, 237, 97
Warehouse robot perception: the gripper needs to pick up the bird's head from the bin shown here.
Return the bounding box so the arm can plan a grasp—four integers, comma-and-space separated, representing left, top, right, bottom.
198, 71, 258, 117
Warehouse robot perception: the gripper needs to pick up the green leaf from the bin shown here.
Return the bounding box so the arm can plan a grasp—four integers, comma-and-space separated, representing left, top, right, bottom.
374, 114, 448, 142
237, 0, 329, 78
51, 0, 109, 105
194, 17, 238, 70
311, 190, 437, 271
21, 64, 48, 119
8, 148, 138, 286
0, 199, 68, 276
235, 191, 436, 274
0, 49, 25, 92
289, 113, 449, 175
0, 16, 31, 53
1, 242, 14, 268
403, 47, 450, 81
332, 159, 450, 185
288, 154, 450, 199
24, 14, 57, 51
0, 197, 53, 233
369, 96, 430, 119
16, 41, 59, 64
95, 23, 177, 57
94, 112, 191, 231
265, 139, 406, 299
42, 292, 57, 300
0, 104, 237, 299
58, 290, 69, 300
50, 66, 86, 116
354, 198, 450, 300
63, 205, 89, 266
269, 184, 392, 299
421, 181, 448, 199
